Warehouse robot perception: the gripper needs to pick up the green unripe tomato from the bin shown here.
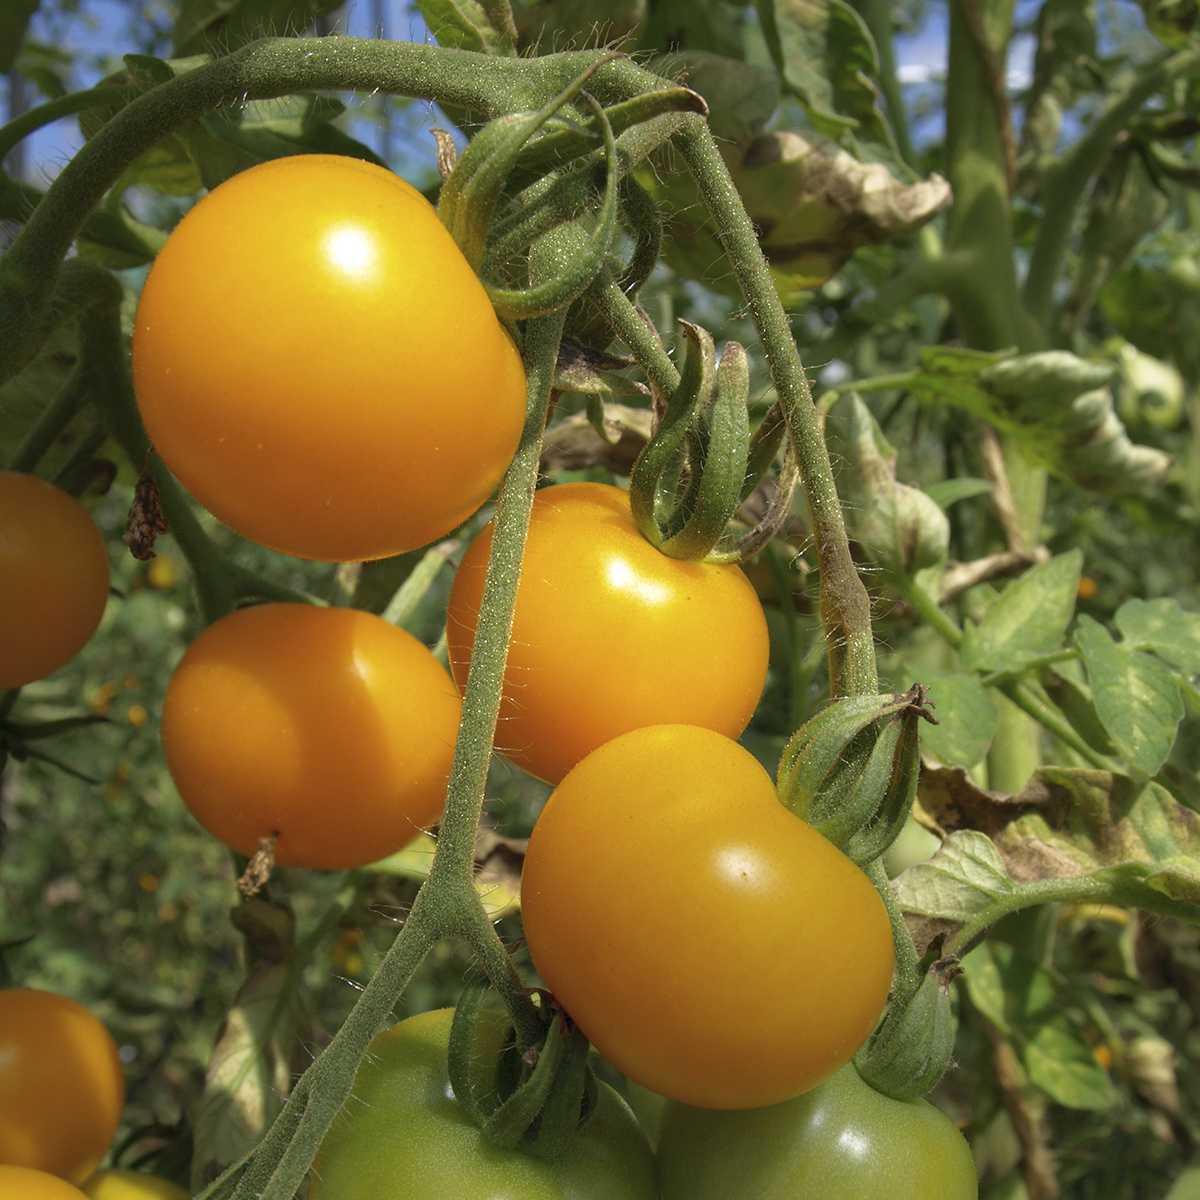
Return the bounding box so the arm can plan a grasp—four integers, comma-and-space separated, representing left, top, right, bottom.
656, 1061, 978, 1199
310, 1009, 658, 1200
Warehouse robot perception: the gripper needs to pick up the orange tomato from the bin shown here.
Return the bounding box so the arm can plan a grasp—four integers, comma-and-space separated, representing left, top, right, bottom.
0, 472, 109, 689
132, 154, 526, 563
161, 603, 461, 868
446, 483, 769, 782
520, 725, 895, 1109
0, 990, 125, 1185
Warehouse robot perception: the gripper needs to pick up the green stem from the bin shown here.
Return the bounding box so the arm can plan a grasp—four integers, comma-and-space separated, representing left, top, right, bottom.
229, 301, 566, 1200
0, 85, 133, 162
675, 119, 877, 699
998, 678, 1119, 773
885, 570, 965, 649
587, 265, 680, 398
0, 39, 682, 387
945, 875, 1109, 958
1022, 44, 1200, 328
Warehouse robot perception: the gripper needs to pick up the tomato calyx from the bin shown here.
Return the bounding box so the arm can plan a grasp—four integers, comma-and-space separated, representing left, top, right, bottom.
627, 321, 798, 563
776, 682, 937, 865
855, 956, 963, 1101
448, 982, 599, 1158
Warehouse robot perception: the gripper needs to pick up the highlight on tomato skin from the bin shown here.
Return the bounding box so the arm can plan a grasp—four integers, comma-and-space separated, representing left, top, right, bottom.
0, 989, 127, 1187
519, 724, 895, 1110
446, 482, 771, 783
160, 603, 462, 870
131, 152, 527, 564
0, 471, 111, 690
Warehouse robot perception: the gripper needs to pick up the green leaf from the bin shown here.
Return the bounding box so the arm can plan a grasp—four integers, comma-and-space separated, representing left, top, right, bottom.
906, 667, 997, 769
416, 0, 513, 52
1075, 615, 1183, 776
1114, 597, 1200, 675
892, 830, 1017, 921
960, 551, 1082, 674
190, 901, 305, 1192
755, 0, 895, 156
826, 393, 948, 576
923, 477, 993, 509
669, 51, 780, 144
0, 0, 37, 72
1025, 1011, 1115, 1110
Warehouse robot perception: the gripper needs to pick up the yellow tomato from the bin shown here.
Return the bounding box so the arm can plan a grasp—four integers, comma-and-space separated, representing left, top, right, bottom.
446, 483, 769, 782
161, 603, 461, 869
81, 1170, 188, 1200
0, 990, 125, 1185
521, 725, 895, 1109
132, 154, 526, 563
0, 472, 109, 689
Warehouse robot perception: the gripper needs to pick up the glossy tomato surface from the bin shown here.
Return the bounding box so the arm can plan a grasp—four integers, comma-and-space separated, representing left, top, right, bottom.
657, 1061, 978, 1199
0, 1166, 90, 1199
446, 482, 769, 782
161, 603, 461, 868
520, 725, 895, 1109
309, 1008, 658, 1200
0, 471, 109, 689
0, 990, 126, 1186
132, 153, 526, 563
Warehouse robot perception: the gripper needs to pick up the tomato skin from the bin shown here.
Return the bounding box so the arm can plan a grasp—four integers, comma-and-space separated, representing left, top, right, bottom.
0, 1166, 91, 1199
0, 472, 109, 689
81, 1172, 188, 1200
309, 1008, 658, 1200
161, 603, 461, 869
132, 154, 526, 563
657, 1061, 978, 1199
0, 990, 126, 1186
446, 483, 769, 783
520, 725, 895, 1110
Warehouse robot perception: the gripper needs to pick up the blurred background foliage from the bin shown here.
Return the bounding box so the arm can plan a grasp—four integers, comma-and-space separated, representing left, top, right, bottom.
1, 0, 1199, 1196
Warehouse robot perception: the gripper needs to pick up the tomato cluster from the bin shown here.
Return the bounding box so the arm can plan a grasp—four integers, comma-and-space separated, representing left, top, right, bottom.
5, 148, 978, 1197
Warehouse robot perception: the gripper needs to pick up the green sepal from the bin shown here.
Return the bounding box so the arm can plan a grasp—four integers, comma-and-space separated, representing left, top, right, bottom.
446, 978, 492, 1125
777, 685, 935, 857
855, 960, 960, 1101
658, 342, 752, 561
482, 1011, 568, 1150
614, 174, 663, 298
844, 702, 925, 865
438, 57, 613, 272
628, 320, 715, 549
485, 91, 619, 320
776, 692, 906, 821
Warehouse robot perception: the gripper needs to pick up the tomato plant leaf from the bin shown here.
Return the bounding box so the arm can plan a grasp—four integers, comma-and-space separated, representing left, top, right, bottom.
754, 0, 895, 156
826, 393, 949, 576
1025, 1011, 1115, 1110
924, 477, 994, 509
1075, 614, 1184, 776
191, 901, 306, 1192
415, 0, 513, 53
908, 667, 997, 769
1115, 597, 1200, 675
893, 829, 1017, 921
670, 51, 780, 144
960, 551, 1082, 674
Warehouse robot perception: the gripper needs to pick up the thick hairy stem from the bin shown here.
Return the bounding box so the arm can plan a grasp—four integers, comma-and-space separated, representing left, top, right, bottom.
675, 119, 877, 698
0, 38, 677, 385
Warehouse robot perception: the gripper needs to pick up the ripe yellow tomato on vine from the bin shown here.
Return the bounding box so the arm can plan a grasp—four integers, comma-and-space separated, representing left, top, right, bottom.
520, 725, 895, 1109
81, 1171, 188, 1200
446, 483, 770, 783
0, 989, 126, 1186
161, 603, 461, 869
132, 154, 526, 563
0, 472, 109, 689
